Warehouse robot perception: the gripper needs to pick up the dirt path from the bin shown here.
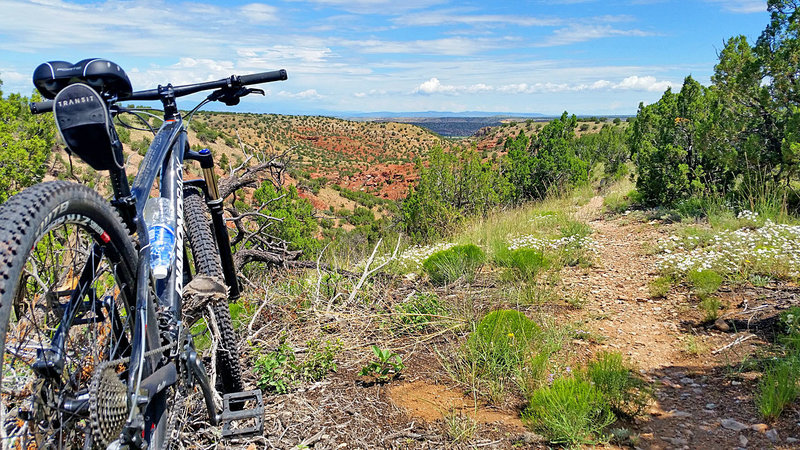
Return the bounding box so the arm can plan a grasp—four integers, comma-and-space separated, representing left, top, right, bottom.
557, 207, 798, 449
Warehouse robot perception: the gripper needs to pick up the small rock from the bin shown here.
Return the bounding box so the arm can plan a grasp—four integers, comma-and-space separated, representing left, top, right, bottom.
731, 381, 742, 386
670, 410, 692, 418
518, 432, 545, 444
680, 377, 693, 384
706, 403, 717, 409
787, 437, 798, 443
739, 434, 749, 447
721, 418, 749, 432
714, 318, 730, 331
766, 429, 780, 443
751, 423, 769, 433
667, 437, 689, 446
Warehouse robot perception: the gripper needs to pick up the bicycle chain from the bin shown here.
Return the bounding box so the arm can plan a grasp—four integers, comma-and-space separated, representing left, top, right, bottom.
88, 340, 179, 447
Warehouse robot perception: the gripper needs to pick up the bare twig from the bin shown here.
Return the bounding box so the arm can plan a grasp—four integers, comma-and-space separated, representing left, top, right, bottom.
712, 333, 757, 354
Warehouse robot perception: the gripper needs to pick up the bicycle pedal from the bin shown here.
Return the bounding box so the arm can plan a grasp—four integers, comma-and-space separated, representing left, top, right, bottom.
220, 390, 264, 438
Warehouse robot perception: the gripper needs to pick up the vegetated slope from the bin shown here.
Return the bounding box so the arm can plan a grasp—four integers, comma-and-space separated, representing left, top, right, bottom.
379, 117, 508, 137
45, 112, 449, 215
198, 112, 446, 201
471, 117, 630, 155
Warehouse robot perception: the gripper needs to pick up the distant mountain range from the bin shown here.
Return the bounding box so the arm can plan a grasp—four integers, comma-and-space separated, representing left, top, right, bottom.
340, 111, 549, 119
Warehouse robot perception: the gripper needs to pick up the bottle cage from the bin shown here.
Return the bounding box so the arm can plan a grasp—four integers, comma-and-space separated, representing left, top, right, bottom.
53, 83, 124, 171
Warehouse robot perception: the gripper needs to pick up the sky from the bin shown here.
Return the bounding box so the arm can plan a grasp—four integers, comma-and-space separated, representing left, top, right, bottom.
0, 0, 771, 116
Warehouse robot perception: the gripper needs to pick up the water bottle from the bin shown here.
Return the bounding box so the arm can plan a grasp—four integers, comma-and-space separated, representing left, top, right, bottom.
143, 197, 176, 280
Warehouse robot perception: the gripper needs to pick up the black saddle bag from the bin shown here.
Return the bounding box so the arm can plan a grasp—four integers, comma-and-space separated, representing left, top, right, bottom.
53, 83, 124, 171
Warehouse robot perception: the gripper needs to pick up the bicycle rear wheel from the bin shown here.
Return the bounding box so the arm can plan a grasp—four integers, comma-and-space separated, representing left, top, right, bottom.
183, 188, 243, 394
0, 181, 137, 449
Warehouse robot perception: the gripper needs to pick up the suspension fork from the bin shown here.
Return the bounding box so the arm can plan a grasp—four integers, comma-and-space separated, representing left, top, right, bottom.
184, 149, 241, 300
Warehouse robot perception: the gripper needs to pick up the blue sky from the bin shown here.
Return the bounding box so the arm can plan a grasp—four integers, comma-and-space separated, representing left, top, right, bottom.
0, 0, 770, 115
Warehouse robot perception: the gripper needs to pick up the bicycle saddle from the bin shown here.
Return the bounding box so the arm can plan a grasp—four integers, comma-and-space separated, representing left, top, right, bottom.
33, 58, 132, 100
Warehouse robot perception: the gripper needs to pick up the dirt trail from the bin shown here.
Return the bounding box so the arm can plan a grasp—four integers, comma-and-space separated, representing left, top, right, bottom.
557, 202, 798, 449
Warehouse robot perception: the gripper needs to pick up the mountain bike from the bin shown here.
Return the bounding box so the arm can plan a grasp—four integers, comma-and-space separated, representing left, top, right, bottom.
0, 58, 287, 449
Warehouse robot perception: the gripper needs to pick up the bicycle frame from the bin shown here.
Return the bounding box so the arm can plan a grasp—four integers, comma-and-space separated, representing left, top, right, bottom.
117, 100, 230, 446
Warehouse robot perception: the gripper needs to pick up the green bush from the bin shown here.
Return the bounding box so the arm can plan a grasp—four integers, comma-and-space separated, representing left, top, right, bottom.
471, 309, 540, 356
251, 182, 320, 257
587, 352, 652, 418
522, 375, 615, 447
401, 146, 510, 242
648, 276, 673, 298
131, 137, 151, 156
254, 340, 295, 393
457, 309, 541, 402
495, 248, 548, 281
699, 297, 722, 322
0, 86, 55, 203
687, 269, 723, 298
423, 244, 485, 285
503, 112, 590, 202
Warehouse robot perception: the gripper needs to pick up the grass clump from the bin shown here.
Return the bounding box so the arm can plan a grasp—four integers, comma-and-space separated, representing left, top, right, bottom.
522, 375, 615, 448
586, 352, 653, 418
423, 244, 485, 285
687, 269, 723, 298
648, 275, 673, 298
699, 297, 722, 322
755, 307, 800, 421
521, 351, 652, 447
445, 309, 542, 403
495, 248, 548, 281
393, 291, 447, 333
444, 410, 479, 442
756, 356, 800, 421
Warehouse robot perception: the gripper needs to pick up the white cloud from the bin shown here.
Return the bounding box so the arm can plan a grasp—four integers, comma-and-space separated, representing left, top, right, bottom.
240, 3, 279, 23
413, 75, 674, 96
354, 89, 388, 97
706, 0, 765, 13
278, 89, 323, 99
538, 24, 654, 46
394, 11, 563, 27
342, 37, 501, 56
614, 75, 674, 92
415, 77, 456, 94
292, 0, 445, 14
413, 78, 495, 95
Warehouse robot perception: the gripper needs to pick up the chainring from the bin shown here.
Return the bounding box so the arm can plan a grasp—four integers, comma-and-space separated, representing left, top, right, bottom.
88, 364, 129, 447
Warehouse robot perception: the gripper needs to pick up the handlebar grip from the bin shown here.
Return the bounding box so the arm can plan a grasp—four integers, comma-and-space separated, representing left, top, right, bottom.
238, 69, 288, 86
30, 100, 54, 114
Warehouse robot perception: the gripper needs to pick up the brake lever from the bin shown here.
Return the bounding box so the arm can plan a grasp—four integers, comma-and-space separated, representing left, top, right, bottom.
207, 87, 265, 106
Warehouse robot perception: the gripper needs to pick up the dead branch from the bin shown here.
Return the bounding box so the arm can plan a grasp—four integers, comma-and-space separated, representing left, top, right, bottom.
234, 248, 303, 270
343, 235, 402, 309
219, 157, 287, 200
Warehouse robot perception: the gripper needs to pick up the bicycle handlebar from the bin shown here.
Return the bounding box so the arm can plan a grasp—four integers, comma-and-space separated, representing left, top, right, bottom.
30, 100, 53, 114
126, 69, 287, 101
29, 69, 288, 114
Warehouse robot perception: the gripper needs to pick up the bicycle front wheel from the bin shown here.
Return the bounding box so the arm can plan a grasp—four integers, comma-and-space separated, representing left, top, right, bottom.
183, 188, 243, 394
0, 181, 137, 449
